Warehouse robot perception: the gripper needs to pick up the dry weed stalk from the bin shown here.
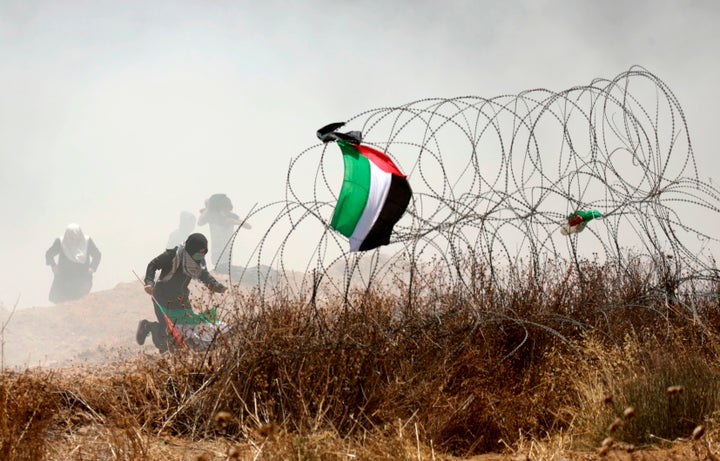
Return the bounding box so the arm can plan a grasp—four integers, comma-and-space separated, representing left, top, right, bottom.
2, 256, 720, 459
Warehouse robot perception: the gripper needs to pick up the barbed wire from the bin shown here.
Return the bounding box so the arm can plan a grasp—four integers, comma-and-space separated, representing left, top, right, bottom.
223, 66, 720, 307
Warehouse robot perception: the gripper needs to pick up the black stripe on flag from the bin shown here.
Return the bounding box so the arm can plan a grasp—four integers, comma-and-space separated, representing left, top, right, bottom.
358, 174, 412, 251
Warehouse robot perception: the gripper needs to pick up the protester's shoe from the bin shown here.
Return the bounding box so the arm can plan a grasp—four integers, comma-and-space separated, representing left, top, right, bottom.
136, 320, 150, 345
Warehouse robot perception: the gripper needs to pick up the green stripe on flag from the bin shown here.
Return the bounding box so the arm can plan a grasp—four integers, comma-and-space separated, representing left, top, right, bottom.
331, 141, 371, 237
166, 307, 219, 325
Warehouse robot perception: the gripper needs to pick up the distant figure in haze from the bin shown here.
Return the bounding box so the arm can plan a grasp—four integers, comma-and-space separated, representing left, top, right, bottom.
136, 232, 226, 353
166, 211, 196, 248
197, 193, 251, 273
45, 223, 102, 304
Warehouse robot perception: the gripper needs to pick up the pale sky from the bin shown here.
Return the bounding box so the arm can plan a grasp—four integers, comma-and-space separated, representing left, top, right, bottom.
2, 0, 719, 309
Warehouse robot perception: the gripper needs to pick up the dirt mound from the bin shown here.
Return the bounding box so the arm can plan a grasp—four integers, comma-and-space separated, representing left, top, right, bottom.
0, 282, 156, 369
0, 267, 288, 370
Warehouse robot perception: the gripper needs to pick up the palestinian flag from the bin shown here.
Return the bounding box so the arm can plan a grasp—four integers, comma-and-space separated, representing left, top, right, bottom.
560, 209, 602, 235
331, 140, 412, 252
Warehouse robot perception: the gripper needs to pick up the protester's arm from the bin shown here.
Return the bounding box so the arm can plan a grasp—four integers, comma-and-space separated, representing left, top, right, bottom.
199, 270, 227, 293
226, 212, 252, 229
45, 239, 61, 268
87, 238, 101, 272
197, 207, 209, 226
144, 250, 174, 287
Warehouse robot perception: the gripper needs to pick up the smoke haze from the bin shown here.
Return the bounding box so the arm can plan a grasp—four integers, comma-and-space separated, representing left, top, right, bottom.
2, 0, 719, 310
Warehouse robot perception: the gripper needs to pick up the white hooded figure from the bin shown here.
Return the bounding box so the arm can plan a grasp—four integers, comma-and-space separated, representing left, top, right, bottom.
45, 223, 102, 303
197, 194, 251, 273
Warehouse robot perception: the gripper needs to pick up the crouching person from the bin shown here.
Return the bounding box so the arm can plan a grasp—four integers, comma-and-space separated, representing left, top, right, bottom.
136, 233, 227, 353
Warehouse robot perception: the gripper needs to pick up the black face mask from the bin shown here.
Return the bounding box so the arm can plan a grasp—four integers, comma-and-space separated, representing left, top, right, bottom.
184, 233, 208, 255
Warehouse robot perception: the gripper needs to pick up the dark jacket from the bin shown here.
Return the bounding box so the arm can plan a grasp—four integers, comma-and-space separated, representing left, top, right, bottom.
144, 247, 224, 310
46, 238, 101, 303
46, 238, 101, 272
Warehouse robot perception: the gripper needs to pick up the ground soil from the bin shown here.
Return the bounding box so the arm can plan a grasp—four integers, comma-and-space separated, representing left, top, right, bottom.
1, 281, 155, 369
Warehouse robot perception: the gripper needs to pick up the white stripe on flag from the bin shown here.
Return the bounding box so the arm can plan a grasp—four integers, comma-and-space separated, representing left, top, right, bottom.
348, 161, 392, 251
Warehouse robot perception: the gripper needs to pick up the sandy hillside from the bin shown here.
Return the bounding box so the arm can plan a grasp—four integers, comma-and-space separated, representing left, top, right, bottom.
0, 264, 308, 370
0, 281, 161, 369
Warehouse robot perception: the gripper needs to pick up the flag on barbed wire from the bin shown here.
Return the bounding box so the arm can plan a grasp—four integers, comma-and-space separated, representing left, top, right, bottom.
317, 122, 412, 252
561, 209, 602, 235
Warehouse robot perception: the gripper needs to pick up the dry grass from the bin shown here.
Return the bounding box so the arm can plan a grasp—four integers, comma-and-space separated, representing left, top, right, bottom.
1, 255, 720, 460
